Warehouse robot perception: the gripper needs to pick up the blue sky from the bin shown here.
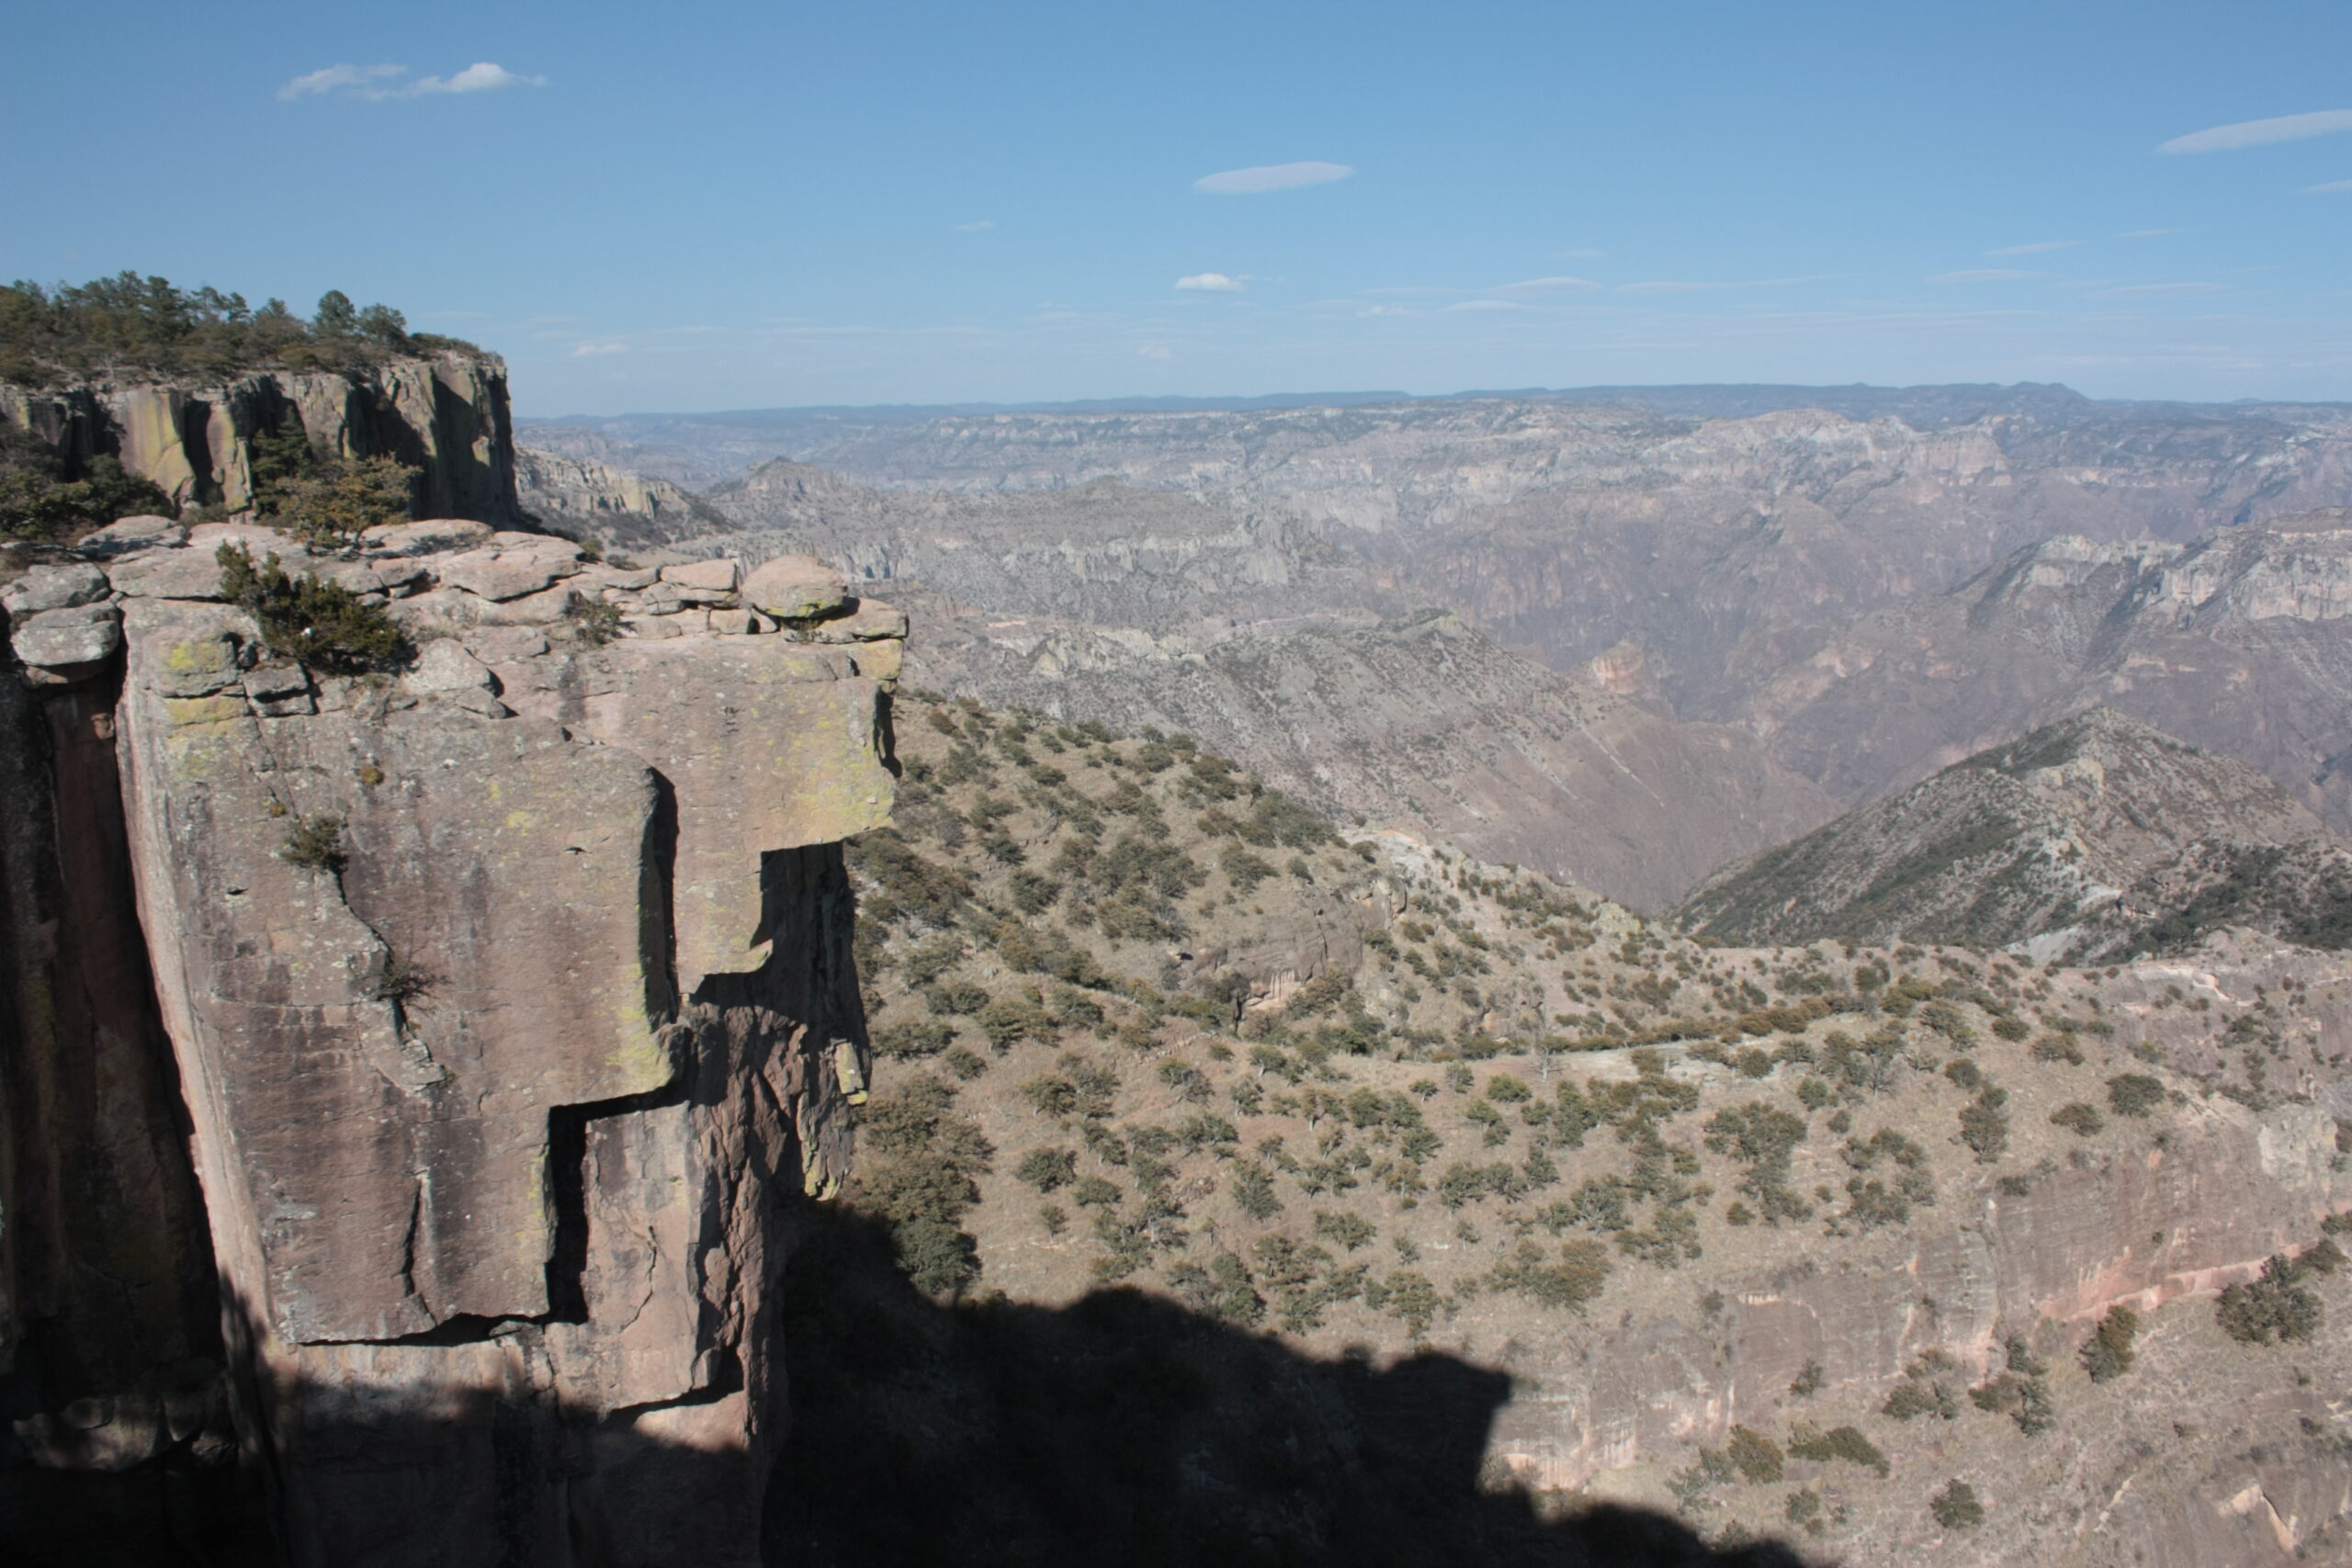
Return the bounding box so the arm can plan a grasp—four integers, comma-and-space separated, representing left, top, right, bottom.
6, 1, 2351, 413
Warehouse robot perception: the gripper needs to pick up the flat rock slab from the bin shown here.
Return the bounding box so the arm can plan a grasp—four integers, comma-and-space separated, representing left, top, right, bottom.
12, 603, 122, 668
435, 549, 582, 602
4, 561, 111, 615
77, 514, 187, 557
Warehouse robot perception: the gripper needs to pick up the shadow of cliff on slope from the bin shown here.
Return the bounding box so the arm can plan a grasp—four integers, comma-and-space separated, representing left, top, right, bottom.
769, 1203, 1804, 1568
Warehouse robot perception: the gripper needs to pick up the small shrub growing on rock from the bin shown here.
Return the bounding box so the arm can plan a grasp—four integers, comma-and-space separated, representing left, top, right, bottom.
1929, 1479, 1984, 1531
563, 596, 623, 647
2218, 1254, 2324, 1345
2050, 1101, 2105, 1136
1787, 1423, 1888, 1477
2108, 1074, 2165, 1118
1013, 1147, 1077, 1192
219, 545, 403, 671
1233, 1163, 1282, 1220
2081, 1304, 2138, 1381
1726, 1426, 1784, 1483
1959, 1083, 2010, 1164
278, 812, 347, 874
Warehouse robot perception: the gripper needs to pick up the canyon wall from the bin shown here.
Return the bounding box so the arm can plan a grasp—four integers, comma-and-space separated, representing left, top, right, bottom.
2, 355, 518, 522
2, 521, 901, 1565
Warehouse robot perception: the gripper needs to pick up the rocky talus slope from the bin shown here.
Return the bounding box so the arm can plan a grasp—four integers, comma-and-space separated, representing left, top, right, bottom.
2, 519, 900, 1565
823, 693, 2352, 1567
1680, 709, 2352, 959
3, 353, 517, 520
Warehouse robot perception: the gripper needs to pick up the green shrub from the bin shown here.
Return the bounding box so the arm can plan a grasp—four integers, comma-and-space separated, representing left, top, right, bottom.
2081, 1304, 2138, 1381
0, 423, 173, 544
1070, 1175, 1121, 1209
565, 596, 623, 647
2030, 1031, 2085, 1066
1725, 1425, 1783, 1483
1959, 1083, 2010, 1163
256, 451, 416, 551
1013, 1147, 1077, 1192
1929, 1479, 1984, 1531
1485, 1238, 1611, 1313
1990, 1014, 2030, 1042
2051, 1101, 2104, 1136
873, 1020, 955, 1058
1786, 1423, 1887, 1477
2108, 1074, 2165, 1118
278, 813, 347, 874
1233, 1163, 1282, 1220
219, 545, 403, 671
1312, 1209, 1376, 1252
941, 1045, 988, 1080
2218, 1254, 2323, 1344
1789, 1360, 1825, 1398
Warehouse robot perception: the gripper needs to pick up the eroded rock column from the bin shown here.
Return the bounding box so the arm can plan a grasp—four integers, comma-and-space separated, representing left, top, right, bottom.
91, 527, 898, 1566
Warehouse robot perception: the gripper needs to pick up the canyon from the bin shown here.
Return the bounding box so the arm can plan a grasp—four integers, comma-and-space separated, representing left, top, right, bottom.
6, 362, 2352, 1565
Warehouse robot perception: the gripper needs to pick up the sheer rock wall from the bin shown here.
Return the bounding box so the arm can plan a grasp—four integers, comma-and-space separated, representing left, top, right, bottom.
1, 355, 517, 522
3, 520, 900, 1566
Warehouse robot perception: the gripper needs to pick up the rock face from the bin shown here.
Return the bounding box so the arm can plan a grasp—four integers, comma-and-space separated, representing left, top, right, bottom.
2, 355, 517, 520
1681, 708, 2352, 957
513, 446, 728, 549
3, 526, 902, 1564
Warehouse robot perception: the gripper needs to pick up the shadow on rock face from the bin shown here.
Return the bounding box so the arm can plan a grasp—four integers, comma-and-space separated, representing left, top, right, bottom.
765, 1203, 1804, 1568
3, 1201, 1807, 1568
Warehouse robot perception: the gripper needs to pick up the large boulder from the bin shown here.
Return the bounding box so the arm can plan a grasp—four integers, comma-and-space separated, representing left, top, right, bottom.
742, 554, 848, 620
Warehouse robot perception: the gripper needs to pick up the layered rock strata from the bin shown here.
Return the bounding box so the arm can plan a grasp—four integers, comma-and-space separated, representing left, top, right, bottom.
4, 522, 902, 1566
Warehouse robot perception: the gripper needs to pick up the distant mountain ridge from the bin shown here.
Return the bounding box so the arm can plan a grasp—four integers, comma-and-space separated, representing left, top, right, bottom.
1679, 708, 2352, 959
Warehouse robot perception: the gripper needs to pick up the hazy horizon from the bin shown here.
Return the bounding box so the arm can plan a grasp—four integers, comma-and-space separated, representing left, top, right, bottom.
7, 2, 2352, 412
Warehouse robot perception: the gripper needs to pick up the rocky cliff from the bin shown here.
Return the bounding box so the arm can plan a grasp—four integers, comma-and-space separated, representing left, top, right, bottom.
2, 354, 518, 522
514, 446, 728, 549
2, 518, 901, 1565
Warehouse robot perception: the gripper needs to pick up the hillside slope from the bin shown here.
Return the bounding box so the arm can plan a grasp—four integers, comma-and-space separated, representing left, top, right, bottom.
834, 692, 2352, 1567
1679, 709, 2352, 958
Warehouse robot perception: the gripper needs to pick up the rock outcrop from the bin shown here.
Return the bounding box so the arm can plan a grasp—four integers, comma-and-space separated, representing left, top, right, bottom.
513, 446, 728, 549
2, 355, 517, 521
3, 521, 902, 1565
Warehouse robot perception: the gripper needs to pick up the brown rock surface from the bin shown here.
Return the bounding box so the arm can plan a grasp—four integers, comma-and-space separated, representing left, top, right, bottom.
2, 520, 905, 1564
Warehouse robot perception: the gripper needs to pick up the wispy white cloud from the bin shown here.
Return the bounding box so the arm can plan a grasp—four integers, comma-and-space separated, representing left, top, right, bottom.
1617, 274, 1842, 294
1987, 240, 2079, 256
1928, 269, 2038, 283
2159, 108, 2352, 153
278, 61, 544, 101
572, 341, 630, 356
277, 63, 405, 100
1495, 275, 1602, 294
1136, 344, 1171, 359
953, 220, 997, 231
1176, 273, 1246, 292
1441, 299, 1526, 312
2098, 281, 2226, 297
413, 62, 542, 94
1193, 161, 1352, 195
2301, 179, 2352, 194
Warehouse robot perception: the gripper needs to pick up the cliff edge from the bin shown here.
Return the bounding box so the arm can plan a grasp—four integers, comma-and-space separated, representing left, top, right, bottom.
2, 518, 902, 1565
